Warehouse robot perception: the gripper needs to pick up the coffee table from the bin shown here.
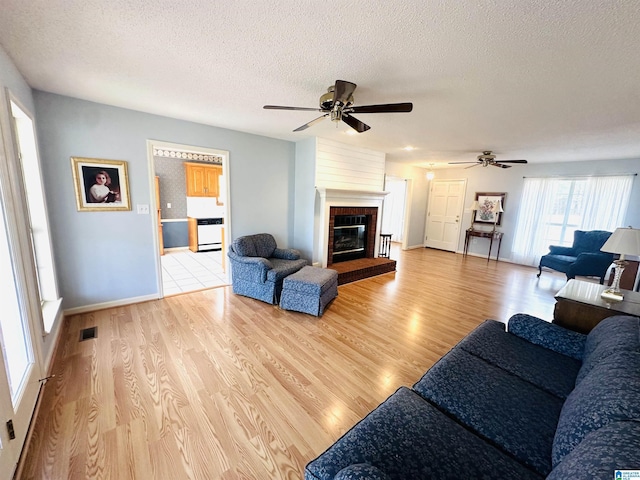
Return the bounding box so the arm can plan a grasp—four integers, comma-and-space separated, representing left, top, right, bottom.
553, 279, 640, 333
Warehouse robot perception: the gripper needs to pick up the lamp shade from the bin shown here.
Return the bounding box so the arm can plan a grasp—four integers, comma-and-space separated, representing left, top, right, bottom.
601, 227, 640, 258
469, 200, 480, 211
492, 199, 504, 214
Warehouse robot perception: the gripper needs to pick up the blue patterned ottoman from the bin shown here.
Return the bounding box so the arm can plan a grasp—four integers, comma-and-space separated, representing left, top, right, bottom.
280, 266, 338, 316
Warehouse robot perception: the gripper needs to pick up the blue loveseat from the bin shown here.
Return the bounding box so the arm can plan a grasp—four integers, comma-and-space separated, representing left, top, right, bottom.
227, 233, 308, 304
305, 315, 640, 479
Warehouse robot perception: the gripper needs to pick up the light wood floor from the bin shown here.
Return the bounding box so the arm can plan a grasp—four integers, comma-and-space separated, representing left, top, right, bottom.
19, 246, 572, 479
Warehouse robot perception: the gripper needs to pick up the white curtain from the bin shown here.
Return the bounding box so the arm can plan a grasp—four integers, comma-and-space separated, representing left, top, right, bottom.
580, 175, 634, 230
512, 175, 634, 266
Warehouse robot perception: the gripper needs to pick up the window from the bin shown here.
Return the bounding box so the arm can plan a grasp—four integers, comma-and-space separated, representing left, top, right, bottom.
512, 175, 634, 266
10, 99, 61, 332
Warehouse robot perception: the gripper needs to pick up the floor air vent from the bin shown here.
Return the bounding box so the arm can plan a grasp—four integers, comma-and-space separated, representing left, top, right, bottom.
79, 326, 97, 342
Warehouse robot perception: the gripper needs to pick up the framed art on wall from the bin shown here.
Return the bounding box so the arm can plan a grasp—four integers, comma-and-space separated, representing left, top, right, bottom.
71, 157, 131, 211
474, 192, 506, 225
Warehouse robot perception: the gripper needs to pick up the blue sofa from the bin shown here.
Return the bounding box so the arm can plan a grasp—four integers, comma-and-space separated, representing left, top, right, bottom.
305, 315, 640, 479
227, 233, 308, 304
537, 230, 613, 284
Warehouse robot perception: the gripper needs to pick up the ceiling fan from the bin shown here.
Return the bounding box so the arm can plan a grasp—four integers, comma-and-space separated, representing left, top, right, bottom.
448, 151, 528, 169
263, 80, 413, 133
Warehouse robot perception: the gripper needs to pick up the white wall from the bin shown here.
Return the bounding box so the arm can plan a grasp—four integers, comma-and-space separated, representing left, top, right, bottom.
293, 138, 317, 261
34, 91, 296, 310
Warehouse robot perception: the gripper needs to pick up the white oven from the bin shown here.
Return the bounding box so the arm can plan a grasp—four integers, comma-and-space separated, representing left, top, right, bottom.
196, 218, 223, 251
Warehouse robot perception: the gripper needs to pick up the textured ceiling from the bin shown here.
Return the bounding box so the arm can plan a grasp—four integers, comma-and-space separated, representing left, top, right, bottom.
1, 0, 639, 167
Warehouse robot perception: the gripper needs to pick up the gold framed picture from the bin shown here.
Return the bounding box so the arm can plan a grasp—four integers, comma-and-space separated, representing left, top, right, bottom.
71, 157, 131, 211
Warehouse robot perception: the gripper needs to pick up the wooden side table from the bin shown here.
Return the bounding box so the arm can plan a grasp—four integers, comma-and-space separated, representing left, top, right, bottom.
553, 279, 640, 333
463, 229, 503, 262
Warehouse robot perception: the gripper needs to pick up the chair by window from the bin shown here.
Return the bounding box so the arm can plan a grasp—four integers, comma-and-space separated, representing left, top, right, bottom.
537, 230, 613, 284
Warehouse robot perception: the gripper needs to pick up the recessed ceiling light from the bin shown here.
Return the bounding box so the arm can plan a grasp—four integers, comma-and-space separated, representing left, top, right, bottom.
403, 146, 415, 151
344, 130, 358, 136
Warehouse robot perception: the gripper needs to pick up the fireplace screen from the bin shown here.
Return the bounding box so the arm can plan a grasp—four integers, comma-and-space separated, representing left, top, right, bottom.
333, 215, 367, 262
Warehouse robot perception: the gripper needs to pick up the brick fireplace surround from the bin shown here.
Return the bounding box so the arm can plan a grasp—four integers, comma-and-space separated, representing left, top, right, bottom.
327, 206, 378, 266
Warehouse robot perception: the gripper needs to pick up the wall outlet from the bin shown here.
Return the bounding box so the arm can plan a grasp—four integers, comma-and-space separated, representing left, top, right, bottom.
167, 203, 171, 208
137, 204, 150, 215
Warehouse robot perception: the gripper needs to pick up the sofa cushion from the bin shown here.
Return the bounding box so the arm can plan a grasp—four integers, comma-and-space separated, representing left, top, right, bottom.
233, 235, 258, 257
507, 313, 586, 360
552, 352, 640, 466
304, 387, 543, 480
459, 320, 581, 398
547, 421, 640, 480
412, 348, 562, 476
576, 316, 640, 385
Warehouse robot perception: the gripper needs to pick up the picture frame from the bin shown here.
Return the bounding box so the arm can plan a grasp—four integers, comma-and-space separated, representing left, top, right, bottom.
474, 192, 506, 225
71, 157, 131, 211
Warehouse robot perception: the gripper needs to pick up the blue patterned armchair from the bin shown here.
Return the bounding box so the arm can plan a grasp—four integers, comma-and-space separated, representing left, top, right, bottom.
227, 233, 308, 304
537, 230, 613, 284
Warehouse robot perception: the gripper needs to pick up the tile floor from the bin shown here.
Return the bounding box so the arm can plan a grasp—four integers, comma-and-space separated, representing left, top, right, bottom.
161, 248, 228, 296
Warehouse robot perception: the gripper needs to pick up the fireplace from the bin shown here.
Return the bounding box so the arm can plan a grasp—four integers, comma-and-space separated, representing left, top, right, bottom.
332, 215, 367, 263
327, 206, 378, 266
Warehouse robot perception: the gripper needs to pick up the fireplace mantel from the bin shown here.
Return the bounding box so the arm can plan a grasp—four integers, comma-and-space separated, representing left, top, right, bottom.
316, 188, 389, 268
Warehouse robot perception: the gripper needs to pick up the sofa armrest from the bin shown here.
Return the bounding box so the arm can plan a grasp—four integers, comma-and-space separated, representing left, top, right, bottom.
507, 313, 586, 360
548, 245, 576, 256
272, 248, 301, 260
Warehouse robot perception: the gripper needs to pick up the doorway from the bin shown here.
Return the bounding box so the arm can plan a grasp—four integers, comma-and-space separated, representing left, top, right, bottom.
382, 177, 408, 245
425, 179, 467, 252
147, 141, 231, 297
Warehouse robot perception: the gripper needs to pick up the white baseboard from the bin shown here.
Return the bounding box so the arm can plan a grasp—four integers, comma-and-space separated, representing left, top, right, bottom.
63, 293, 160, 316
404, 244, 424, 250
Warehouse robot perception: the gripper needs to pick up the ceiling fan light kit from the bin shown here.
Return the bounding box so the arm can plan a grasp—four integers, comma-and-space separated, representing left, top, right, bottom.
264, 80, 413, 133
448, 151, 528, 169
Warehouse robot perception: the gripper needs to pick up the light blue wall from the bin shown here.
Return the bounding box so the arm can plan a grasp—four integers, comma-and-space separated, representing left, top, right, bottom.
33, 91, 295, 309
430, 159, 640, 260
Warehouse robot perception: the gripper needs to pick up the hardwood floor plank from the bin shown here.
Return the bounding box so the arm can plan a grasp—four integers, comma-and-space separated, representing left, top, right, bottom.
19, 246, 575, 479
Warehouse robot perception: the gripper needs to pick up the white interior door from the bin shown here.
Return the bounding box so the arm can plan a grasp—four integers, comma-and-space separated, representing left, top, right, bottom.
425, 179, 466, 251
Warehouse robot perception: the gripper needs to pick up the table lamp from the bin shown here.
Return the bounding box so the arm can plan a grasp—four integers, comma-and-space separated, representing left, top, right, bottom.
600, 226, 640, 301
491, 199, 503, 232
468, 200, 479, 231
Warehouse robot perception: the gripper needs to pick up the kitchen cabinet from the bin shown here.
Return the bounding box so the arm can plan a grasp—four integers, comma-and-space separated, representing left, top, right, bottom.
185, 162, 221, 198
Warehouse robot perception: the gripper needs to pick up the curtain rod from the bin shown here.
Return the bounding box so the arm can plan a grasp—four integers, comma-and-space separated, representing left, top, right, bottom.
522, 173, 637, 179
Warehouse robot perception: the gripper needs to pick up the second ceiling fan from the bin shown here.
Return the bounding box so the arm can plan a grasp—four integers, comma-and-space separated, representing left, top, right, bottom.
449, 151, 528, 169
264, 80, 413, 133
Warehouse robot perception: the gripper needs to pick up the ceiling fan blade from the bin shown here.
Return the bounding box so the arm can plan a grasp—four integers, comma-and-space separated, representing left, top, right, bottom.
293, 114, 329, 132
464, 163, 481, 169
348, 102, 413, 114
495, 159, 528, 164
264, 105, 323, 112
333, 80, 357, 105
492, 163, 512, 168
448, 161, 479, 164
341, 114, 370, 133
